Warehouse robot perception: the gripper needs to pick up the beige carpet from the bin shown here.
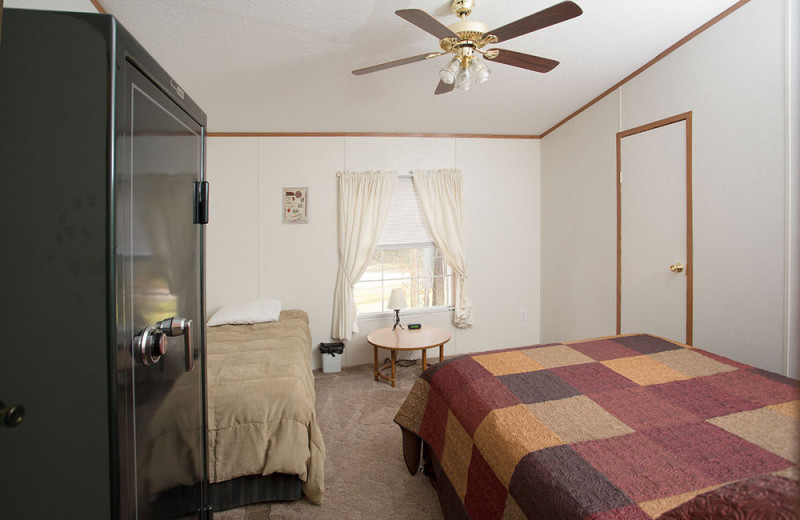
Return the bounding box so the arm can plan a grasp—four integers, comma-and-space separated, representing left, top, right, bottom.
215, 363, 443, 520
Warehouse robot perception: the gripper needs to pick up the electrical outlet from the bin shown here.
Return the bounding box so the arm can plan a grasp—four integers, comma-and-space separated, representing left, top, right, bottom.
520, 309, 527, 321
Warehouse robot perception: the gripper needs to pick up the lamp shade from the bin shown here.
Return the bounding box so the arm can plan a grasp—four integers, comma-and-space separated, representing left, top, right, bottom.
387, 288, 408, 310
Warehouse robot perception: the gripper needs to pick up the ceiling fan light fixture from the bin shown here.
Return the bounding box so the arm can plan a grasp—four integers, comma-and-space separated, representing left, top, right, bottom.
353, 1, 583, 95
439, 57, 461, 85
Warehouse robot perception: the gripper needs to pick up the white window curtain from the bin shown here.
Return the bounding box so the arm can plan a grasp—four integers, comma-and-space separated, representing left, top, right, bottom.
412, 169, 473, 327
332, 171, 398, 340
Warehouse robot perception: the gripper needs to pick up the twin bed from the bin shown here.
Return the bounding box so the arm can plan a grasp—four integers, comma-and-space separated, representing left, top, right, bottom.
144, 307, 324, 514
395, 333, 799, 519
205, 308, 325, 510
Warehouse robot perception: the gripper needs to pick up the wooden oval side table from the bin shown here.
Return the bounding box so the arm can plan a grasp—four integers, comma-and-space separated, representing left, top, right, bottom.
367, 326, 451, 387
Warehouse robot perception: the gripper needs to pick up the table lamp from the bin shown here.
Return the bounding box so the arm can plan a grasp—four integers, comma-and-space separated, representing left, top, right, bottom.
387, 288, 408, 331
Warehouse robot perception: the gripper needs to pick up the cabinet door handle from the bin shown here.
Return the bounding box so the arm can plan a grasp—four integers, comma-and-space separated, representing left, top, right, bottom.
155, 317, 193, 372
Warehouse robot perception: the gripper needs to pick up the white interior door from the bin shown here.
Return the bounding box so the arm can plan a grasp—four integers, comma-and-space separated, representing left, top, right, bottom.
619, 120, 689, 343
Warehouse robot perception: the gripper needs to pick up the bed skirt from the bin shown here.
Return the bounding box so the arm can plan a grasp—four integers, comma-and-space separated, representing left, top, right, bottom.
210, 474, 303, 512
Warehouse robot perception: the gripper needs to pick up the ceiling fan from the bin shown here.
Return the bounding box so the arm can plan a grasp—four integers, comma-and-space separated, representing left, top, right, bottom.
352, 0, 582, 94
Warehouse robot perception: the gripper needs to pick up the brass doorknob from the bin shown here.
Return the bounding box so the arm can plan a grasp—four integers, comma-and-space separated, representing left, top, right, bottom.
670, 263, 684, 273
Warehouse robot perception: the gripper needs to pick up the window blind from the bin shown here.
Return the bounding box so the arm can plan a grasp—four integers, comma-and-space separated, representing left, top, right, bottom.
377, 176, 433, 248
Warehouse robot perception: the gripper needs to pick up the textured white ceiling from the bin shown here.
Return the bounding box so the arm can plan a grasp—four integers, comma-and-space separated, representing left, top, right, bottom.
95, 0, 742, 135
5, 0, 97, 11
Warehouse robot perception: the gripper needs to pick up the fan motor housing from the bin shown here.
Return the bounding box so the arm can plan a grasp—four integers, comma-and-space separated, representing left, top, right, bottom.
440, 19, 492, 54
447, 20, 487, 36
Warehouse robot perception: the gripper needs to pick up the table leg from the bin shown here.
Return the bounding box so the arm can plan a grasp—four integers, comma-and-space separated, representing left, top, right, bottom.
373, 346, 378, 382
391, 350, 397, 388
439, 344, 444, 362
422, 349, 427, 371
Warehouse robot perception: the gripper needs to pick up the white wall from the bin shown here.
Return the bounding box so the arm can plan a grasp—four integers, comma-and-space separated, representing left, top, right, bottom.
540, 93, 620, 341
207, 136, 541, 369
4, 0, 97, 12
206, 138, 260, 307
541, 0, 797, 376
788, 0, 800, 378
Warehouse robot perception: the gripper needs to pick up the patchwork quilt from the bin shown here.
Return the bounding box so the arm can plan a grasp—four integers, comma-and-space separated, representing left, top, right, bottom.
394, 334, 800, 519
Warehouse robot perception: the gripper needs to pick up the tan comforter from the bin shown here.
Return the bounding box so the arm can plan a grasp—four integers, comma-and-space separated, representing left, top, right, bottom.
142, 310, 325, 504
206, 309, 325, 504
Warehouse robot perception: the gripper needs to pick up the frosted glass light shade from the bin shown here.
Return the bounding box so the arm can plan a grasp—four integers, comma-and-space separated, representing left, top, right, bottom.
455, 66, 472, 91
387, 288, 408, 310
470, 57, 491, 84
439, 58, 460, 85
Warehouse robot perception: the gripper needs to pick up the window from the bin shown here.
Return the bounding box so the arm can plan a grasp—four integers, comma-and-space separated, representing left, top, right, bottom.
354, 176, 453, 313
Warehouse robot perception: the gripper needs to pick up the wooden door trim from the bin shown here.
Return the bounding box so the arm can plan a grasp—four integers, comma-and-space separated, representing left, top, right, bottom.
616, 111, 693, 344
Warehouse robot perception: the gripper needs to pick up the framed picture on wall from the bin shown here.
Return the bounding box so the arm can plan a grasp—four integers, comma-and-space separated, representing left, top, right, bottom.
283, 187, 308, 224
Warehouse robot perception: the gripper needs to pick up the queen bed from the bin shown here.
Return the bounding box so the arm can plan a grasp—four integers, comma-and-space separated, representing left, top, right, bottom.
394, 334, 799, 519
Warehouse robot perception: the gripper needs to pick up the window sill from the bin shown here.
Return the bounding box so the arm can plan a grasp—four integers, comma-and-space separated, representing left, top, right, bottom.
357, 306, 453, 321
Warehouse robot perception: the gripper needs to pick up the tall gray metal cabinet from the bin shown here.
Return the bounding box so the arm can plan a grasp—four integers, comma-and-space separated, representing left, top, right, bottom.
0, 9, 211, 519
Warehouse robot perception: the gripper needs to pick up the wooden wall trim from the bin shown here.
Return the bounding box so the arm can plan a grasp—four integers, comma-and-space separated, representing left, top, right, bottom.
207, 131, 540, 139
542, 0, 752, 139
90, 0, 107, 14
616, 112, 694, 344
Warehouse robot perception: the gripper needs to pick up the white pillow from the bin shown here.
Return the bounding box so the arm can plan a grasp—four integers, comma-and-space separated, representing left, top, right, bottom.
207, 298, 282, 327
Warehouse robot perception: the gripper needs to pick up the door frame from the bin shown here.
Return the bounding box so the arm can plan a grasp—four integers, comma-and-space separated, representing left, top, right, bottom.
616, 111, 693, 344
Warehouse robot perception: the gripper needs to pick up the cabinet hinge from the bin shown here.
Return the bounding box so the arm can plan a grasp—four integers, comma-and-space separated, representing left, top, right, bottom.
193, 181, 209, 225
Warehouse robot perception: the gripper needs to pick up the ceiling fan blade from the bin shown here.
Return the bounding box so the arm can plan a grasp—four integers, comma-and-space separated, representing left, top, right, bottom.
434, 80, 455, 95
487, 49, 560, 73
396, 9, 459, 40
352, 53, 436, 75
487, 1, 583, 43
